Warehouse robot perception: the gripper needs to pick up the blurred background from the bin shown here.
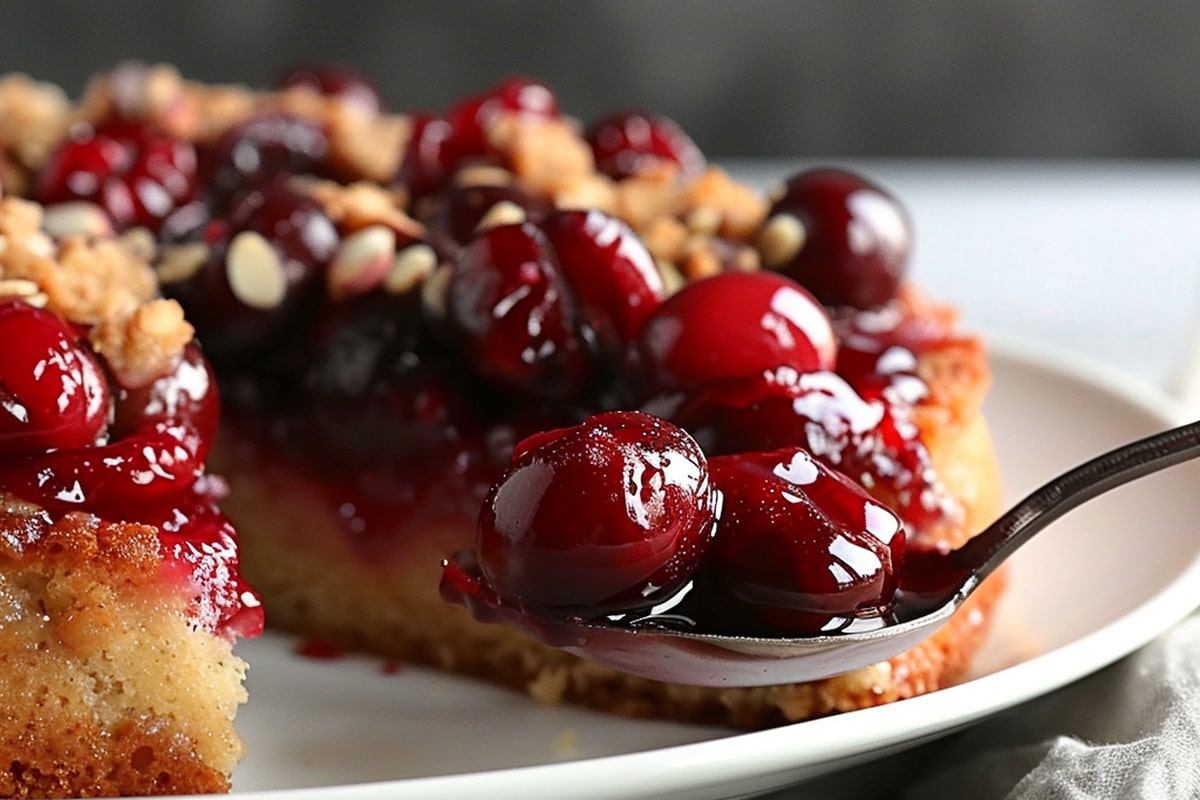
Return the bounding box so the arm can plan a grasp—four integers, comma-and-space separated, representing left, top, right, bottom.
2, 0, 1197, 159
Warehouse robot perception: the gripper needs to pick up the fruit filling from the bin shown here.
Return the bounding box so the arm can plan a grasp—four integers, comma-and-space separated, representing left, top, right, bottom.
12, 66, 972, 641
0, 294, 262, 640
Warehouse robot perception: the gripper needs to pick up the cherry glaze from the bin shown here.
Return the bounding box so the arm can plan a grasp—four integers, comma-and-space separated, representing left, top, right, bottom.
276, 64, 384, 113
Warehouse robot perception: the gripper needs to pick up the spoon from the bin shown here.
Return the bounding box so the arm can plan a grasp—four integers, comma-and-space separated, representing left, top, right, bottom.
444, 419, 1200, 687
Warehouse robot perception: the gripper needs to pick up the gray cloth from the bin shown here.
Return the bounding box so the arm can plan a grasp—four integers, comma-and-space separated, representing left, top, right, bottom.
779, 615, 1200, 799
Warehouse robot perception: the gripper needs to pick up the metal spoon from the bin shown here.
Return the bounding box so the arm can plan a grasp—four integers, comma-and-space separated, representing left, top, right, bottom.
448, 420, 1200, 687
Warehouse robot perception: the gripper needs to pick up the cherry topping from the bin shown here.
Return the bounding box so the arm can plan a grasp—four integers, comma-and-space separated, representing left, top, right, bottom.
424, 180, 551, 246
163, 180, 338, 364
398, 78, 560, 198
697, 448, 905, 634
637, 271, 836, 395
541, 209, 665, 354
276, 64, 384, 113
0, 298, 109, 453
205, 113, 330, 199
585, 110, 705, 180
444, 221, 594, 398
35, 119, 198, 232
475, 411, 717, 613
111, 341, 220, 462
759, 168, 910, 309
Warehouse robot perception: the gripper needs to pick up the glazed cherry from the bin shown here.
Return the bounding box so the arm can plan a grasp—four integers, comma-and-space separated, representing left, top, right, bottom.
111, 341, 220, 462
637, 271, 836, 395
585, 110, 705, 180
399, 78, 559, 197
444, 221, 594, 398
164, 180, 338, 364
424, 181, 551, 246
35, 119, 198, 232
276, 64, 384, 113
205, 113, 330, 199
697, 448, 905, 635
476, 411, 718, 613
759, 168, 910, 309
541, 209, 665, 354
0, 298, 109, 453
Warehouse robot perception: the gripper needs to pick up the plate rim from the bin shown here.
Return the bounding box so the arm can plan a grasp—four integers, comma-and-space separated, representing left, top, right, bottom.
218, 335, 1200, 800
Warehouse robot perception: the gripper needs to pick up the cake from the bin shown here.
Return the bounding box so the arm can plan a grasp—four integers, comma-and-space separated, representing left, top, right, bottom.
0, 62, 1004, 740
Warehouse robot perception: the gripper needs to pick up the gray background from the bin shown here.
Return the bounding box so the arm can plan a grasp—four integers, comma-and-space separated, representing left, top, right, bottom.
1, 0, 1197, 159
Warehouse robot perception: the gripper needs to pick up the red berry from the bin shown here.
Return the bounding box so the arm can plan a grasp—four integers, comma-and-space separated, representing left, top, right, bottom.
476, 411, 717, 613
0, 298, 110, 454
700, 448, 905, 634
205, 113, 329, 198
759, 168, 910, 309
637, 271, 836, 394
276, 64, 384, 113
35, 120, 198, 232
424, 181, 551, 246
585, 110, 704, 180
444, 222, 594, 398
541, 209, 665, 353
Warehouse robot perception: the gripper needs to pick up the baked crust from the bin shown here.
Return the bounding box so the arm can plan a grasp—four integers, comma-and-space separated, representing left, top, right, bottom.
0, 501, 247, 797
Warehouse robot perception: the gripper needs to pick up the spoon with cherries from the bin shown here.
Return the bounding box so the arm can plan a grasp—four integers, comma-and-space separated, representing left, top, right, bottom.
442, 412, 1200, 688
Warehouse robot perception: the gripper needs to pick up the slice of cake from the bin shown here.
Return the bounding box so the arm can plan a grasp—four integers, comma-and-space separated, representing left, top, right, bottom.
0, 62, 1003, 732
0, 198, 262, 797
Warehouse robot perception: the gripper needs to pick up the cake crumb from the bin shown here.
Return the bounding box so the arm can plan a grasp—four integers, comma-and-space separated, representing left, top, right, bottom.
552, 727, 577, 757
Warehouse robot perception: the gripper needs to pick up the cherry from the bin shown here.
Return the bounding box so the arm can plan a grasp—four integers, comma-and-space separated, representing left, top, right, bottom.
759, 168, 910, 309
476, 410, 717, 613
444, 221, 595, 399
541, 209, 665, 354
163, 180, 338, 365
423, 180, 551, 246
111, 341, 220, 463
637, 271, 836, 395
35, 119, 198, 232
276, 64, 384, 113
585, 110, 704, 180
398, 78, 560, 198
205, 113, 330, 199
0, 298, 110, 454
698, 448, 905, 635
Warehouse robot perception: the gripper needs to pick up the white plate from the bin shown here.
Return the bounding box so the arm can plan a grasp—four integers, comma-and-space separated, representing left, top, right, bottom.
219, 336, 1200, 800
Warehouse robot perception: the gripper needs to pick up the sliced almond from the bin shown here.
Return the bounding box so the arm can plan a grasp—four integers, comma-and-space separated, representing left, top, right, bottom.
420, 262, 453, 320
756, 213, 806, 269
384, 243, 437, 295
0, 278, 48, 307
42, 201, 114, 239
226, 231, 287, 309
474, 200, 528, 234
656, 260, 686, 297
328, 224, 396, 299
119, 226, 157, 262
454, 164, 515, 188
156, 242, 209, 285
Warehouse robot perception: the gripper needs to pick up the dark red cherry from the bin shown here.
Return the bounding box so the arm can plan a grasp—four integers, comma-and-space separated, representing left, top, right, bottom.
760, 168, 910, 309
0, 297, 110, 453
111, 341, 220, 463
205, 113, 330, 198
700, 448, 905, 634
541, 209, 665, 354
424, 181, 551, 246
397, 113, 459, 199
276, 64, 384, 113
585, 110, 704, 180
162, 180, 337, 365
35, 119, 198, 232
637, 271, 836, 395
446, 76, 559, 155
476, 411, 717, 613
444, 222, 594, 398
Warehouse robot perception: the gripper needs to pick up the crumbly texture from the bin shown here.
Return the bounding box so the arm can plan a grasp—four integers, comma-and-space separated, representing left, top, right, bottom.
216, 301, 1004, 730
0, 499, 248, 797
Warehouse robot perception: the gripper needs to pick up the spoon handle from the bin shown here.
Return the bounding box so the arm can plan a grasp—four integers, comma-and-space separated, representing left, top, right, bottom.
960, 418, 1200, 591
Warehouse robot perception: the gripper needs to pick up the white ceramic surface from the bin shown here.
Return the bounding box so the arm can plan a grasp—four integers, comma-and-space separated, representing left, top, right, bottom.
199, 338, 1200, 800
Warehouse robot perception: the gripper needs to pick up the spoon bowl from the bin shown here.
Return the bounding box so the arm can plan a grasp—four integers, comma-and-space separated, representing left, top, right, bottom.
443, 419, 1200, 687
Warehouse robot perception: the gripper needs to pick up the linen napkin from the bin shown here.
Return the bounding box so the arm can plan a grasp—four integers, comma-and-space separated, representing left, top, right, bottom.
775, 613, 1200, 799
